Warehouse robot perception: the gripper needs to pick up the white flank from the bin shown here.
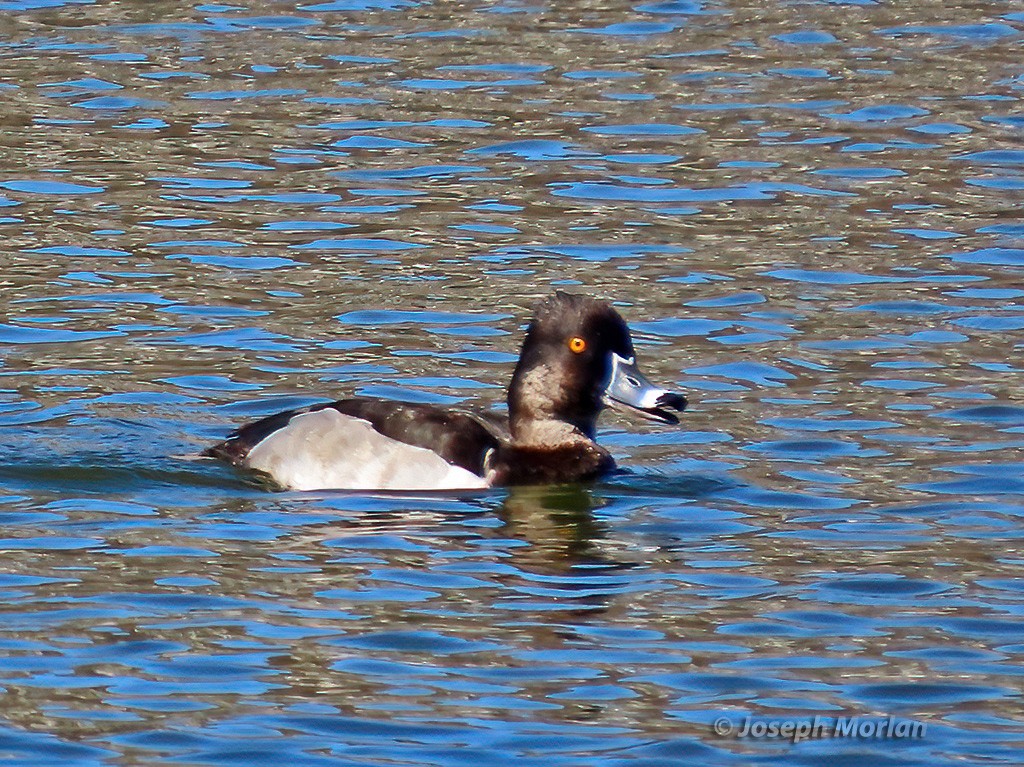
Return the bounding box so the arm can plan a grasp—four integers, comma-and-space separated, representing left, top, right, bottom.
244, 409, 490, 491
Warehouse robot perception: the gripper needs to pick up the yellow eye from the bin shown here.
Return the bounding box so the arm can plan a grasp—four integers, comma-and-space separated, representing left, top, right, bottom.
568, 336, 587, 354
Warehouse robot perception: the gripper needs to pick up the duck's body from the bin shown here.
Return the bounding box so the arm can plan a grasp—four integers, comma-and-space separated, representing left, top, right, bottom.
206, 292, 686, 491
205, 397, 614, 491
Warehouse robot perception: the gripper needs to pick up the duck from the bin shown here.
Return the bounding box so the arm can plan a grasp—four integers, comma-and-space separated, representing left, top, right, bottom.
204, 291, 687, 491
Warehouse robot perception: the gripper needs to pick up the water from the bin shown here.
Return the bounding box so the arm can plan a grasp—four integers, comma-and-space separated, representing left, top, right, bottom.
1, 0, 1023, 764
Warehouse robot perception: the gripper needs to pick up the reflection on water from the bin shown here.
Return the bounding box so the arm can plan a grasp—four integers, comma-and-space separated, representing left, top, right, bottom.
1, 0, 1023, 764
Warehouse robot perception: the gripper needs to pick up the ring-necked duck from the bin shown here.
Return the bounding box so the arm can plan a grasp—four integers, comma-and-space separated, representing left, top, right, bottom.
205, 291, 686, 491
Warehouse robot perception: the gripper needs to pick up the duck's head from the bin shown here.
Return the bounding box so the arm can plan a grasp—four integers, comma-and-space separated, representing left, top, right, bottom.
507, 291, 687, 442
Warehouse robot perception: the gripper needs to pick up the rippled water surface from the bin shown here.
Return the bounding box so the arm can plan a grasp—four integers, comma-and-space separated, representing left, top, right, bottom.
1, 0, 1023, 764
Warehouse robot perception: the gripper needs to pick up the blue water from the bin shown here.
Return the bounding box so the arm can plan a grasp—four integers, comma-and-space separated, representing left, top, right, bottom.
1, 0, 1023, 764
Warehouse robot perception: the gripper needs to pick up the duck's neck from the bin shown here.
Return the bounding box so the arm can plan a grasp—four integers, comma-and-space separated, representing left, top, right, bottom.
489, 440, 615, 486
507, 363, 599, 444
510, 417, 592, 447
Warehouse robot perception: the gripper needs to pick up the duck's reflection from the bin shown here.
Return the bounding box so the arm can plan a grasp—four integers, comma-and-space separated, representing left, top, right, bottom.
496, 483, 608, 569
493, 482, 648, 625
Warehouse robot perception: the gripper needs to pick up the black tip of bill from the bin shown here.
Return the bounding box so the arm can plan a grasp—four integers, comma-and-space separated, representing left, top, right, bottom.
645, 391, 688, 425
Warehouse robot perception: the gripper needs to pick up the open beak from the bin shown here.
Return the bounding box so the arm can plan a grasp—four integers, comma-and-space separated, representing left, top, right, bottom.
603, 353, 687, 424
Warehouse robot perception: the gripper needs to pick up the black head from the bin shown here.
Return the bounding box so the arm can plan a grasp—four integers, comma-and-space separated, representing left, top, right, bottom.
507, 292, 687, 441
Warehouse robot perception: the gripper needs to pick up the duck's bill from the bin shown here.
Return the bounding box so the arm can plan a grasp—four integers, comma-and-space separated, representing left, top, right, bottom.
604, 353, 687, 425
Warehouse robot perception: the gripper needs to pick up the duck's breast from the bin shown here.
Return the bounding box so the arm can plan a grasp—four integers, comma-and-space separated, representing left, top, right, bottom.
244, 408, 490, 491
